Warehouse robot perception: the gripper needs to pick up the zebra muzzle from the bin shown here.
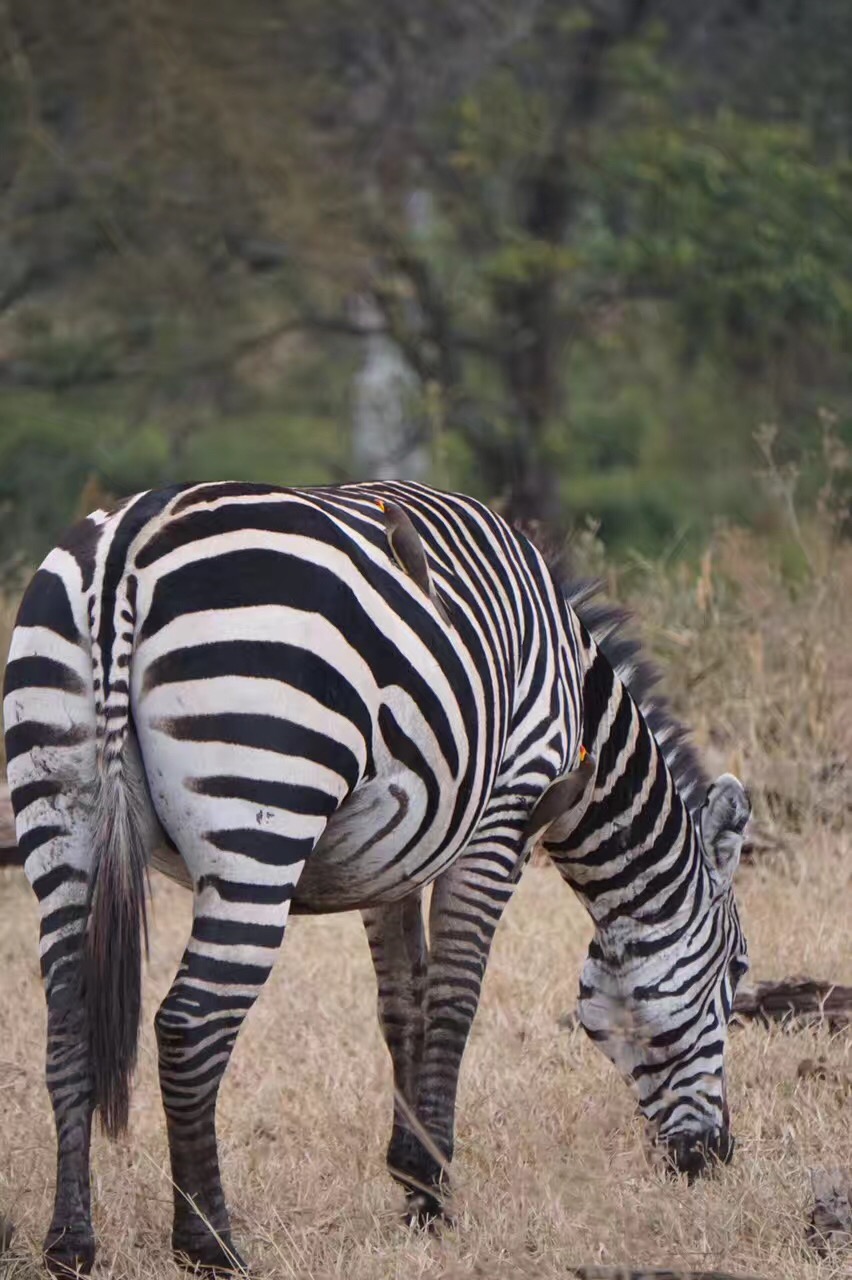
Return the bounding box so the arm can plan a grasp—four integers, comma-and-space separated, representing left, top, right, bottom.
662, 1126, 735, 1183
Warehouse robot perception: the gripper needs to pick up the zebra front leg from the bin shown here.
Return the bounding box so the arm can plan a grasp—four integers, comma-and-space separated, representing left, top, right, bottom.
361, 895, 429, 1204
404, 847, 521, 1224
156, 874, 299, 1274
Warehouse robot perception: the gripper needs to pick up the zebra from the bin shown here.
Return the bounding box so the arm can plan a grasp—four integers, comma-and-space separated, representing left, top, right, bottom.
3, 479, 750, 1276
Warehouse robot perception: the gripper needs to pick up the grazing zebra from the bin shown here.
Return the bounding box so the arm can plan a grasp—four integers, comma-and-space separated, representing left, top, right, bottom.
3, 480, 750, 1276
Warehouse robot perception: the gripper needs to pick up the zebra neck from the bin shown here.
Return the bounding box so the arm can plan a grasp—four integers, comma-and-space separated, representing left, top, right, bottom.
547, 665, 705, 938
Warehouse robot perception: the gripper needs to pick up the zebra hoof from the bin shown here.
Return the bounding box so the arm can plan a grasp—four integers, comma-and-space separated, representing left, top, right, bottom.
403, 1190, 454, 1232
173, 1232, 249, 1276
43, 1228, 96, 1277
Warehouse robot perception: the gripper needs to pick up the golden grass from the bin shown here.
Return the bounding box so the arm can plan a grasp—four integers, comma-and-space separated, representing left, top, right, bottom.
1, 845, 850, 1280
1, 534, 851, 1279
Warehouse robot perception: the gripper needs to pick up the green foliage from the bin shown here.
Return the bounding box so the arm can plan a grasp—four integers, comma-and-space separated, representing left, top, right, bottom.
0, 0, 850, 566
598, 112, 852, 360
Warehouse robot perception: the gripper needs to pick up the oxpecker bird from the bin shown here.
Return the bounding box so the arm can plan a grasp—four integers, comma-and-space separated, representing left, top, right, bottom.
376, 498, 452, 625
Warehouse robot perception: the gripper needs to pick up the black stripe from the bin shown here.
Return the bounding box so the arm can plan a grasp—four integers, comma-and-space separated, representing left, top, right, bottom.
378, 705, 442, 870
40, 904, 89, 936
559, 747, 667, 864
143, 640, 373, 751
629, 887, 705, 968
11, 570, 79, 646
596, 689, 634, 787
197, 876, 295, 905
192, 917, 285, 948
137, 494, 344, 567
31, 865, 88, 901
582, 797, 686, 902
160, 712, 360, 791
372, 490, 508, 772
11, 779, 62, 817
646, 1002, 707, 1048
582, 714, 652, 843
3, 656, 86, 696
157, 1011, 244, 1050
139, 545, 463, 778
581, 650, 615, 747
17, 824, 65, 859
170, 482, 284, 515
97, 485, 188, 694
40, 931, 84, 977
633, 1036, 724, 1086
5, 721, 90, 764
205, 828, 313, 866
188, 774, 337, 817
183, 950, 271, 987
59, 514, 104, 592
627, 859, 695, 930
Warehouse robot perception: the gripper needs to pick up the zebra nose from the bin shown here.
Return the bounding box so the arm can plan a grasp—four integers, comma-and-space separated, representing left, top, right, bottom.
663, 1128, 735, 1183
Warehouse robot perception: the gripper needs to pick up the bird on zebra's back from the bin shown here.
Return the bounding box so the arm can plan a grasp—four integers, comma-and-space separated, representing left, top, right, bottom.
3, 479, 750, 1277
375, 496, 452, 625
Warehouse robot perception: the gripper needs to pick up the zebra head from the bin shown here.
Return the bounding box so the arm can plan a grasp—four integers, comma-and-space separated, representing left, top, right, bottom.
574, 773, 751, 1180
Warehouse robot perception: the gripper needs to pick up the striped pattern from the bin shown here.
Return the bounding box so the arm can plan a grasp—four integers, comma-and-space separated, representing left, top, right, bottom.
550, 616, 750, 1172
3, 479, 748, 1272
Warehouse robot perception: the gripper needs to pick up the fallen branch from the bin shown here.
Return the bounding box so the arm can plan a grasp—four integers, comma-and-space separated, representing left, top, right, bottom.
571, 1268, 766, 1280
731, 978, 852, 1033
796, 1057, 852, 1088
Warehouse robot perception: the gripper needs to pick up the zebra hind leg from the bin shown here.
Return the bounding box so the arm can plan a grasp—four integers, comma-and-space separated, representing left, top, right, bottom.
6, 694, 99, 1271
40, 874, 97, 1277
155, 871, 302, 1274
361, 895, 432, 1222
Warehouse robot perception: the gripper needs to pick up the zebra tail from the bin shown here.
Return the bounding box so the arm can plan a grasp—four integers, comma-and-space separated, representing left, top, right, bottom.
84, 580, 149, 1139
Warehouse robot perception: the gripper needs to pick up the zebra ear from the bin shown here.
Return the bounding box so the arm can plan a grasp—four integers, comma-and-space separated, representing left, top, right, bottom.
525, 753, 596, 847
699, 773, 751, 887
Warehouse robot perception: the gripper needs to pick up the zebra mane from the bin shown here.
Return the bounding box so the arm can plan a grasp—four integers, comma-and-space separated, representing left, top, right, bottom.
517, 524, 709, 812
563, 579, 709, 812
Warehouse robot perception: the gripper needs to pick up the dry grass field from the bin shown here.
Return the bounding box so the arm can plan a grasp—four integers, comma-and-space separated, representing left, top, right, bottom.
1, 528, 850, 1279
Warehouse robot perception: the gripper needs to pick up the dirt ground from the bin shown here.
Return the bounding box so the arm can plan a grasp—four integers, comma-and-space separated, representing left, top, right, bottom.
1, 832, 850, 1279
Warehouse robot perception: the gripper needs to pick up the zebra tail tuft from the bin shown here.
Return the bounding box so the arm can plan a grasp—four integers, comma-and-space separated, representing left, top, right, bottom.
84, 580, 149, 1139
85, 747, 149, 1137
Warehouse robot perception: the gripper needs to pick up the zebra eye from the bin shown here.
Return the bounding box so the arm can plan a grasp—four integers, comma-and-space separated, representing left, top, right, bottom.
730, 956, 749, 985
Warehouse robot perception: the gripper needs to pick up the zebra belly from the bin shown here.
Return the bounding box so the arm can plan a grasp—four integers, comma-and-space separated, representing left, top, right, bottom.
144, 775, 468, 911
294, 774, 466, 911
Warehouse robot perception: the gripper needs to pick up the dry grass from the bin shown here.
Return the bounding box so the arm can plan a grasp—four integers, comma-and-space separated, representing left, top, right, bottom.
1, 534, 851, 1280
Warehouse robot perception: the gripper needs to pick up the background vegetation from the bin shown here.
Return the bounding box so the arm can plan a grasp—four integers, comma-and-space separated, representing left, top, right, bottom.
0, 0, 851, 571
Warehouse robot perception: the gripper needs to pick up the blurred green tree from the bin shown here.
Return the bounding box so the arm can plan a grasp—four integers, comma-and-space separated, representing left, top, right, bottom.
0, 0, 849, 561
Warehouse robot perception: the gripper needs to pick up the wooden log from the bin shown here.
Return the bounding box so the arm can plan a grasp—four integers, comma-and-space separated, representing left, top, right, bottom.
797, 1057, 852, 1088
731, 977, 852, 1033
570, 1268, 766, 1280
806, 1168, 852, 1257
